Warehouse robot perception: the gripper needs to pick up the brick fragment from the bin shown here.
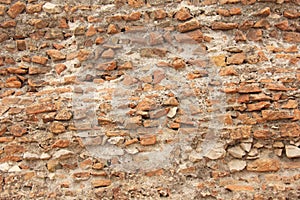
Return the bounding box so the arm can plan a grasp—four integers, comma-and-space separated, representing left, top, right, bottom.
227, 53, 245, 65
128, 0, 144, 8
212, 22, 238, 30
262, 110, 293, 121
1, 20, 16, 28
175, 7, 192, 21
253, 130, 275, 139
177, 19, 200, 33
254, 7, 271, 17
46, 50, 66, 61
92, 179, 112, 188
7, 1, 25, 19
31, 56, 48, 65
152, 9, 167, 20
26, 103, 57, 114
10, 125, 26, 137
140, 134, 156, 146
49, 121, 66, 134
26, 4, 42, 14
247, 158, 280, 172
283, 32, 300, 43
238, 84, 261, 93
280, 123, 300, 137
283, 10, 300, 19
247, 101, 270, 111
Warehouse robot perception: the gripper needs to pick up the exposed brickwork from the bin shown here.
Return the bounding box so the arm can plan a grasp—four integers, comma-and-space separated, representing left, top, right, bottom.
0, 0, 299, 199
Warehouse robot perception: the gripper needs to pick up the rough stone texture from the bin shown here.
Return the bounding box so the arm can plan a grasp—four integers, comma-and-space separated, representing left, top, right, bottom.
0, 0, 299, 199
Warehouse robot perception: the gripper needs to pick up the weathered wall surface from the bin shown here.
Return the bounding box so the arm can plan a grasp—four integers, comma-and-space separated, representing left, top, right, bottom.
0, 0, 300, 199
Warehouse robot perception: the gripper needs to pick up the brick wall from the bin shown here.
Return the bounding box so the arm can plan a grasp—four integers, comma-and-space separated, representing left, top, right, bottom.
0, 0, 299, 199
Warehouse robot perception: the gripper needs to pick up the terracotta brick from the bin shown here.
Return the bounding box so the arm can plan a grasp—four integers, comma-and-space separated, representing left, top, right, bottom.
177, 19, 200, 33
283, 32, 300, 43
212, 22, 238, 30
26, 103, 57, 114
247, 158, 280, 172
7, 1, 26, 19
91, 179, 112, 188
31, 56, 48, 65
175, 7, 192, 21
140, 134, 156, 146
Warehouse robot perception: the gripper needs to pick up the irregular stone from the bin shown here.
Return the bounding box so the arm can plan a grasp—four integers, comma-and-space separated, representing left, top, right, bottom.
42, 2, 62, 14
228, 146, 246, 158
49, 121, 66, 134
175, 7, 192, 21
177, 18, 200, 33
0, 163, 10, 172
219, 66, 238, 76
10, 125, 26, 137
240, 143, 252, 152
247, 158, 280, 172
23, 152, 39, 160
47, 160, 60, 172
40, 153, 51, 160
167, 107, 177, 118
108, 136, 124, 145
1, 20, 16, 28
46, 50, 66, 61
212, 22, 238, 30
204, 143, 226, 160
211, 55, 226, 67
55, 110, 72, 121
92, 179, 112, 188
53, 149, 74, 160
140, 134, 156, 146
136, 99, 157, 111
247, 101, 270, 111
7, 1, 26, 19
228, 160, 247, 172
8, 165, 21, 172
262, 110, 293, 121
101, 49, 115, 59
285, 145, 300, 158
